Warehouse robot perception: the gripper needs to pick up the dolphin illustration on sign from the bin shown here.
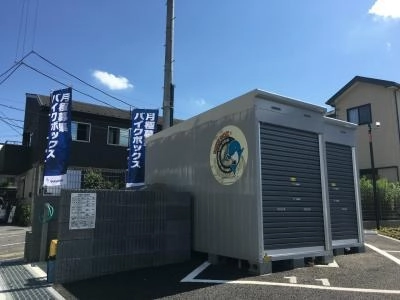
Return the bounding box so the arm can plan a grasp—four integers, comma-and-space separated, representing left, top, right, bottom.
210, 125, 248, 185
224, 140, 244, 175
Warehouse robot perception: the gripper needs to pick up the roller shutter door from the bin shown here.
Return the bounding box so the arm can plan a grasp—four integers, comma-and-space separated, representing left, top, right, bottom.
260, 123, 325, 250
326, 142, 358, 240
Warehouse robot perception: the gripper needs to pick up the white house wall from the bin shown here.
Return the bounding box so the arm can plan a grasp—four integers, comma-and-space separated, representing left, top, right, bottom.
334, 83, 400, 180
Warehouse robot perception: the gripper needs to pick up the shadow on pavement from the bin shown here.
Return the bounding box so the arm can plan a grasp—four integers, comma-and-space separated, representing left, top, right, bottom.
59, 252, 219, 300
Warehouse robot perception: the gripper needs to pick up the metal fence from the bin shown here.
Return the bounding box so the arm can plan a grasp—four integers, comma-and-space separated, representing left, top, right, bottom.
42, 167, 126, 196
361, 199, 400, 221
360, 177, 400, 221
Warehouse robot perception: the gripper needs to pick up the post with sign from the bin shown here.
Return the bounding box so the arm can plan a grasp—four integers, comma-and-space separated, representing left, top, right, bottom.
126, 109, 159, 188
41, 87, 72, 263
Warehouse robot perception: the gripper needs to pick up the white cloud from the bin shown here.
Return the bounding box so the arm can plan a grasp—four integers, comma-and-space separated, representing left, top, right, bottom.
386, 42, 392, 51
176, 97, 212, 119
369, 0, 400, 19
92, 70, 133, 90
194, 98, 207, 106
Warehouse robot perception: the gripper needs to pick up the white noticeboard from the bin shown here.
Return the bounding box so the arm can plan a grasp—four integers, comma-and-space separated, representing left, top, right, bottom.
69, 193, 96, 230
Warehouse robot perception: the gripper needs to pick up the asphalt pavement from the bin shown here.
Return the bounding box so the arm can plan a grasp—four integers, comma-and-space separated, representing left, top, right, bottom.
0, 226, 29, 262
1, 225, 400, 300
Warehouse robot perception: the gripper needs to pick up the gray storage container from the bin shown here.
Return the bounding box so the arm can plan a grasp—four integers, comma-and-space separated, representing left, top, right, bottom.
146, 89, 363, 273
323, 117, 364, 250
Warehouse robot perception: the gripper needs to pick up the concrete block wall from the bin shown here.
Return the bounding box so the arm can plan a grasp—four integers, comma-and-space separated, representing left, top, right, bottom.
53, 189, 191, 283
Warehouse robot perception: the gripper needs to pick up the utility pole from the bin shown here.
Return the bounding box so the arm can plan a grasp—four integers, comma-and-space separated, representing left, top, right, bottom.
368, 123, 380, 230
162, 0, 174, 129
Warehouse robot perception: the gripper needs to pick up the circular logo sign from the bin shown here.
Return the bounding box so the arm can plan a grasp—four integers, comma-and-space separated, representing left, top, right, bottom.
210, 125, 248, 185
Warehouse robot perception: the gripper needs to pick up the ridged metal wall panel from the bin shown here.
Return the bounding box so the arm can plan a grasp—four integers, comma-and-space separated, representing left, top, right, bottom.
260, 123, 325, 250
326, 142, 358, 240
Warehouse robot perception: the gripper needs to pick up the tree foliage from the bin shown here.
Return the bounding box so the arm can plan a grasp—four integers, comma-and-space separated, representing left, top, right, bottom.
360, 177, 400, 219
83, 169, 123, 189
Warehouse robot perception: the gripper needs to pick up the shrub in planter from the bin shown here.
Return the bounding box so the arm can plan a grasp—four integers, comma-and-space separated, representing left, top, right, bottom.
13, 203, 31, 227
83, 169, 123, 189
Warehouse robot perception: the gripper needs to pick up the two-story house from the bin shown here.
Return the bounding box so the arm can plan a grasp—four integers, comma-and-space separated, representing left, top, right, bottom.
0, 92, 163, 206
326, 76, 400, 181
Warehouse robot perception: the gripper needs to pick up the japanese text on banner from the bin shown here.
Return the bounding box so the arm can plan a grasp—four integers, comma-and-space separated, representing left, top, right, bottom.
126, 109, 158, 187
43, 88, 72, 187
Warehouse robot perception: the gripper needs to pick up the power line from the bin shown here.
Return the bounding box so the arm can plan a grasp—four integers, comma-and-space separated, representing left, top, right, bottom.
32, 51, 133, 108
0, 61, 20, 79
0, 111, 22, 131
0, 51, 147, 113
0, 119, 23, 129
15, 0, 28, 61
22, 0, 30, 57
0, 118, 23, 134
13, 0, 38, 60
15, 0, 24, 61
1, 98, 134, 129
0, 134, 21, 138
0, 103, 24, 112
0, 62, 23, 86
0, 51, 33, 78
1, 52, 154, 116
21, 62, 120, 109
31, 0, 39, 51
0, 117, 24, 123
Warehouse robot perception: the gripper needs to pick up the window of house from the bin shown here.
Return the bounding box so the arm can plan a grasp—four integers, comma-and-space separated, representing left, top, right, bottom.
347, 104, 372, 125
107, 127, 129, 147
71, 122, 91, 142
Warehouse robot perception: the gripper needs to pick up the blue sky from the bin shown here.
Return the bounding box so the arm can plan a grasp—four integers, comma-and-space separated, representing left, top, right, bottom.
0, 0, 399, 143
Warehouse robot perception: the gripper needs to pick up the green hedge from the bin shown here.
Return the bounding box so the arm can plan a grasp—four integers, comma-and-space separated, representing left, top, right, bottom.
360, 177, 400, 219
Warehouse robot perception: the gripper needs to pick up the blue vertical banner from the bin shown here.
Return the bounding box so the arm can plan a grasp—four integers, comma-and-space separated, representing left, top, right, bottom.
43, 88, 72, 187
126, 109, 159, 188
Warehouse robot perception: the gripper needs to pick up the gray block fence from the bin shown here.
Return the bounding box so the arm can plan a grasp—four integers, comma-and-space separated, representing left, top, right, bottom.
25, 189, 192, 283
